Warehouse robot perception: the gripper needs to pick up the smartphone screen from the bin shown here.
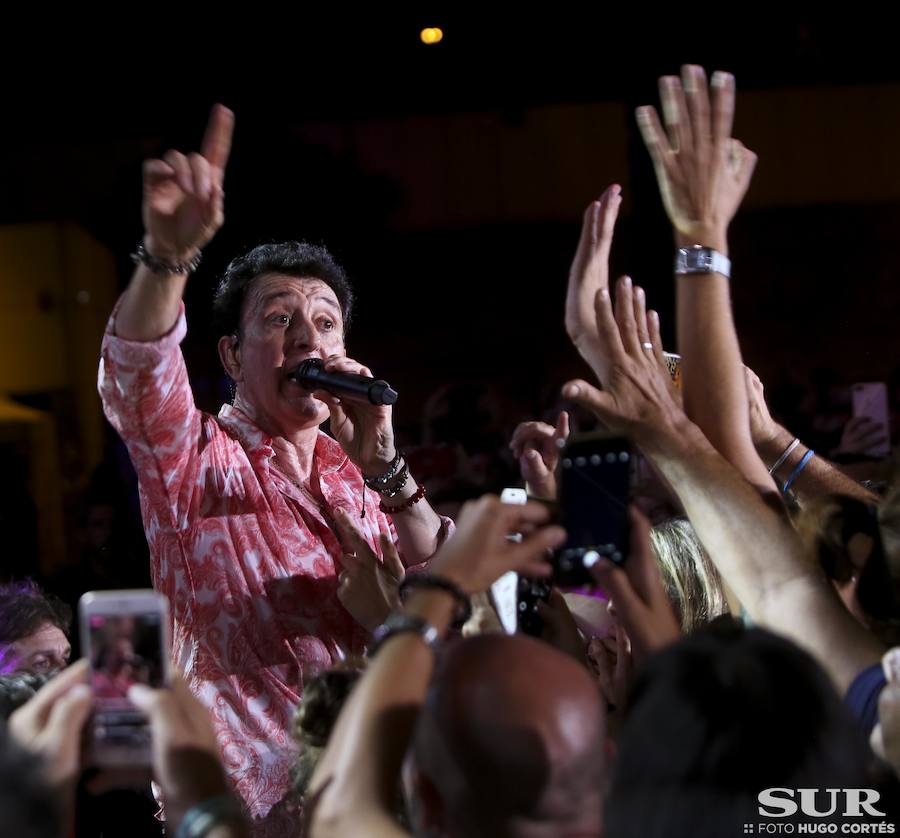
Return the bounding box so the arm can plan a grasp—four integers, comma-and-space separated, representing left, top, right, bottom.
851, 382, 891, 458
555, 433, 631, 586
79, 591, 169, 766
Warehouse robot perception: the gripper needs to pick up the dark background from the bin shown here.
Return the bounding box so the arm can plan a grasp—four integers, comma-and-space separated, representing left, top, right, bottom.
1, 10, 899, 583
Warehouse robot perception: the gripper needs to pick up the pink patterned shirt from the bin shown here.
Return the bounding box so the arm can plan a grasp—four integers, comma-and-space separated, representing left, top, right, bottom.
98, 304, 442, 827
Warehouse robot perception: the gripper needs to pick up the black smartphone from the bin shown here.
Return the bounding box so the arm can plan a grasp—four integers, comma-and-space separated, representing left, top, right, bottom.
516, 576, 552, 637
554, 432, 632, 587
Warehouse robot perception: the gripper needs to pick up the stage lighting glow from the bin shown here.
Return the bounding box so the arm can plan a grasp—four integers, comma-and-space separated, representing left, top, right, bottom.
420, 27, 443, 45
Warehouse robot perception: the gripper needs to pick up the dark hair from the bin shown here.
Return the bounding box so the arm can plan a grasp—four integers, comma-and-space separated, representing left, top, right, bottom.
289, 664, 364, 801
212, 241, 354, 338
606, 619, 876, 837
0, 580, 71, 647
0, 671, 51, 720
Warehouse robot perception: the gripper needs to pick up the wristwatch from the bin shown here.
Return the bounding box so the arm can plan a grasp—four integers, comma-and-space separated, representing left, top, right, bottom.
674, 245, 731, 279
370, 613, 440, 657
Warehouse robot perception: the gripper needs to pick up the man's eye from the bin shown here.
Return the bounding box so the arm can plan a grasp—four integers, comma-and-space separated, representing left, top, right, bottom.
30, 657, 51, 673
269, 314, 290, 326
319, 319, 335, 331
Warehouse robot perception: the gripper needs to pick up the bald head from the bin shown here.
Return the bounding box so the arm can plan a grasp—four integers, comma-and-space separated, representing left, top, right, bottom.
410, 634, 605, 838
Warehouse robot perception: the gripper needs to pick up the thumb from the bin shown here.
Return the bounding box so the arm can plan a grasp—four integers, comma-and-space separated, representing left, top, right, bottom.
561, 380, 615, 421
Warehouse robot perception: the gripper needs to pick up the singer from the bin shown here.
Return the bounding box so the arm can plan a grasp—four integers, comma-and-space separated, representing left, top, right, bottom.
97, 107, 448, 834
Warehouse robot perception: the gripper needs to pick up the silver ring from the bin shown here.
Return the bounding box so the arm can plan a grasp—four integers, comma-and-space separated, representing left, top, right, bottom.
641, 342, 654, 350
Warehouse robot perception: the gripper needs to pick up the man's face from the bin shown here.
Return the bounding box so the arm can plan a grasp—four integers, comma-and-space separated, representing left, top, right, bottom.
224, 274, 346, 433
0, 621, 71, 675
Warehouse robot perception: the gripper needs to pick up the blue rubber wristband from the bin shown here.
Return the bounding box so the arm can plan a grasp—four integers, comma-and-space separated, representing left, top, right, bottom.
782, 450, 815, 494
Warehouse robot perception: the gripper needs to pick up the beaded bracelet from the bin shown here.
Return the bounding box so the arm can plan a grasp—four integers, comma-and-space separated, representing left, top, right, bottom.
379, 483, 426, 515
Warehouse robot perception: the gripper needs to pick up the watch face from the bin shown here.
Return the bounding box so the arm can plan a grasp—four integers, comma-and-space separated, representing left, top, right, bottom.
695, 250, 712, 271
676, 247, 728, 276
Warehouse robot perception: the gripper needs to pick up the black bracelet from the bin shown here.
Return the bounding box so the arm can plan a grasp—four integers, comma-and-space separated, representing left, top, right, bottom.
398, 574, 472, 625
377, 461, 411, 499
131, 242, 203, 276
362, 450, 404, 491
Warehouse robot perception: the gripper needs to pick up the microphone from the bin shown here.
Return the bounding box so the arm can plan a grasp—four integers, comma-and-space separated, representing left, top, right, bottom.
287, 358, 399, 406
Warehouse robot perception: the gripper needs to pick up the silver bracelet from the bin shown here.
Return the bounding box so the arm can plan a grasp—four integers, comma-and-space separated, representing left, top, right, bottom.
370, 613, 440, 657
769, 437, 800, 475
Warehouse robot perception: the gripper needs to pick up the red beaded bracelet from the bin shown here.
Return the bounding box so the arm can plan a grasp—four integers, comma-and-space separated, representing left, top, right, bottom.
379, 483, 426, 514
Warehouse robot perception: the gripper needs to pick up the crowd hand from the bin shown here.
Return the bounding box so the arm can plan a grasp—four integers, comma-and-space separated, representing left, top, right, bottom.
128, 672, 239, 831
832, 416, 890, 459
509, 411, 570, 498
588, 507, 681, 661
333, 508, 405, 632
745, 366, 782, 447
565, 184, 624, 382
429, 495, 566, 595
8, 659, 91, 788
143, 104, 234, 262
636, 65, 756, 250
562, 276, 684, 454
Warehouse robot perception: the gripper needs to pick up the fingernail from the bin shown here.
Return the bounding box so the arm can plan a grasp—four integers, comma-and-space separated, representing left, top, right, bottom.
599, 287, 609, 299
563, 383, 581, 398
662, 98, 678, 125
711, 71, 732, 89
69, 684, 92, 701
683, 74, 698, 93
127, 684, 152, 701
635, 107, 651, 124
621, 276, 632, 288
635, 286, 645, 301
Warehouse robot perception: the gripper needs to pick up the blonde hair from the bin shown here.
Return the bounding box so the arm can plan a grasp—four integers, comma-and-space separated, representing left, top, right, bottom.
650, 518, 729, 632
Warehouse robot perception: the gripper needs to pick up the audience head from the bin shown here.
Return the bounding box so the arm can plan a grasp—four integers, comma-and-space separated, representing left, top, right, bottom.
0, 581, 71, 676
606, 618, 875, 837
407, 633, 606, 838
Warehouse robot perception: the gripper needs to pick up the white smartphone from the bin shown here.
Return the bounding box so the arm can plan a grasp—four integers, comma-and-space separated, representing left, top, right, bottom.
499, 487, 528, 506
490, 488, 529, 633
79, 590, 170, 767
851, 382, 891, 458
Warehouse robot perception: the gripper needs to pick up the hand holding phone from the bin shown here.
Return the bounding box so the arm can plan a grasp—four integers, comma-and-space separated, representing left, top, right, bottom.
851, 382, 891, 458
79, 590, 170, 768
555, 433, 632, 587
